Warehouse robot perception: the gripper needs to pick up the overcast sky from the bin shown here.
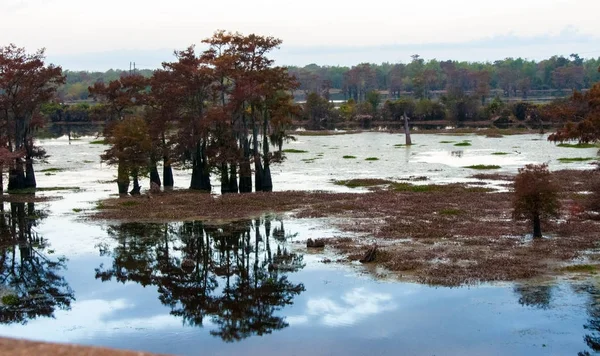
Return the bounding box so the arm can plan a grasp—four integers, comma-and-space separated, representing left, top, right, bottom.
1, 0, 598, 70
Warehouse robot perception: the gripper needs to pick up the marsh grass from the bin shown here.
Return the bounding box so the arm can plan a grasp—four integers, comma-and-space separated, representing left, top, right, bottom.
557, 143, 598, 149
464, 165, 501, 170
283, 148, 308, 153
557, 157, 598, 163
333, 178, 394, 188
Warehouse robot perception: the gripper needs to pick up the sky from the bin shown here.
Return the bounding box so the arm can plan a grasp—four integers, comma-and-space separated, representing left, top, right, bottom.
1, 0, 599, 70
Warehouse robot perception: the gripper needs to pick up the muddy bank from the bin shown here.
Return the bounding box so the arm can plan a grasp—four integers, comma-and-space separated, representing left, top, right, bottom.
89, 170, 600, 286
0, 337, 161, 356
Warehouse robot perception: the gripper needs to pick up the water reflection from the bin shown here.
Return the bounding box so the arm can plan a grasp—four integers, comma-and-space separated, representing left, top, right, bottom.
513, 284, 554, 309
574, 284, 600, 356
0, 202, 74, 324
96, 217, 305, 342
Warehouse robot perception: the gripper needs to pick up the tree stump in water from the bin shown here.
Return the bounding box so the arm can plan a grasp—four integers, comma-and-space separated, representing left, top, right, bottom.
307, 238, 325, 248
359, 246, 377, 263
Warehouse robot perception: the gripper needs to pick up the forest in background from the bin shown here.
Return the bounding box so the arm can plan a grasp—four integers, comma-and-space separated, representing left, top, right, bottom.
57, 54, 600, 102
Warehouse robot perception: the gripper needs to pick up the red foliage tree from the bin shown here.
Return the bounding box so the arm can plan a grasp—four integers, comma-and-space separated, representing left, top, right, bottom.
0, 44, 64, 191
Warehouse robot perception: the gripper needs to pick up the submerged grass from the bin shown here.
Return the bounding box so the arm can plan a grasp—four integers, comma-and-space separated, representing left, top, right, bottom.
557, 157, 598, 163
40, 168, 64, 173
282, 148, 308, 153
333, 178, 394, 188
343, 155, 356, 159
464, 165, 501, 170
365, 157, 379, 161
491, 152, 510, 155
557, 143, 599, 149
439, 141, 456, 144
454, 142, 472, 147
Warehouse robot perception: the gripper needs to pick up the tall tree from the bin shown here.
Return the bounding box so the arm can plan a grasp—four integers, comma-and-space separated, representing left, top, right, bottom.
0, 45, 64, 191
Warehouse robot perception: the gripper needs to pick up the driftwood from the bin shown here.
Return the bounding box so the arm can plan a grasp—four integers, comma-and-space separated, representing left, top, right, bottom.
359, 246, 377, 263
307, 238, 326, 248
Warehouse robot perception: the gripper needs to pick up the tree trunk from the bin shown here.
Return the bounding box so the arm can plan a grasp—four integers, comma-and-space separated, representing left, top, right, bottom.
0, 166, 3, 193
149, 162, 161, 188
163, 156, 174, 190
8, 159, 26, 191
229, 163, 239, 194
117, 161, 130, 195
190, 142, 211, 192
130, 169, 141, 195
24, 157, 36, 188
262, 112, 273, 192
533, 214, 542, 238
253, 122, 264, 192
220, 162, 230, 194
403, 113, 412, 146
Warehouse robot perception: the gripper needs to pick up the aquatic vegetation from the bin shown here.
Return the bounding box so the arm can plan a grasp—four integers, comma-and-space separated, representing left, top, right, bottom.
40, 168, 64, 173
557, 157, 598, 163
454, 142, 472, 147
89, 140, 107, 145
464, 165, 501, 170
439, 140, 456, 144
491, 152, 509, 155
365, 157, 379, 161
282, 148, 308, 153
557, 143, 598, 148
342, 155, 356, 159
333, 178, 394, 188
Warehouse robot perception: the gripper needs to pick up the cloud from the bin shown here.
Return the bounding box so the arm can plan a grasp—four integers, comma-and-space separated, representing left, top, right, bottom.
302, 287, 397, 327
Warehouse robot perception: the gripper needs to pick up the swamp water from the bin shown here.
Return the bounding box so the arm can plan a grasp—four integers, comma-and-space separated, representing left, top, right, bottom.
0, 133, 599, 355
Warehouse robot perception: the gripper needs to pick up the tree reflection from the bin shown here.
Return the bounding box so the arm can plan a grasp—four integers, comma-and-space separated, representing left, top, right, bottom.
513, 284, 553, 309
96, 216, 305, 342
0, 202, 74, 324
573, 284, 600, 356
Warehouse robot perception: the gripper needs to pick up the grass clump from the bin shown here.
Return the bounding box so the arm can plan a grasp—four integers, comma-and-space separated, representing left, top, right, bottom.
557, 143, 598, 149
90, 139, 107, 145
464, 165, 501, 170
343, 155, 356, 159
454, 142, 472, 147
491, 152, 509, 155
391, 183, 441, 192
557, 157, 598, 163
72, 208, 83, 213
439, 140, 456, 144
334, 178, 394, 188
282, 148, 308, 153
40, 168, 64, 173
365, 157, 379, 161
562, 264, 597, 273
439, 208, 463, 215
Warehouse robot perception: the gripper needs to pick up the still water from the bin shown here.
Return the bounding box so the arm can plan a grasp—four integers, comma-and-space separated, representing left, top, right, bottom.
0, 133, 598, 355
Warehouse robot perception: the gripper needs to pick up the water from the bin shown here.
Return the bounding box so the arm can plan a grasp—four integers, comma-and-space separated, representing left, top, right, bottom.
0, 133, 598, 355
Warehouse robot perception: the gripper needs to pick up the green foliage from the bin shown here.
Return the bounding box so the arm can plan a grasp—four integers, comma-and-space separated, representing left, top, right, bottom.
491, 152, 510, 155
556, 143, 598, 148
282, 149, 308, 153
557, 157, 598, 163
365, 157, 379, 161
454, 142, 472, 147
333, 178, 394, 188
464, 165, 501, 170
342, 155, 356, 159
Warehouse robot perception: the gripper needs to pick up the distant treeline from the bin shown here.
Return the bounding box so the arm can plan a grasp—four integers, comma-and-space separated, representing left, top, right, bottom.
58, 54, 600, 102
